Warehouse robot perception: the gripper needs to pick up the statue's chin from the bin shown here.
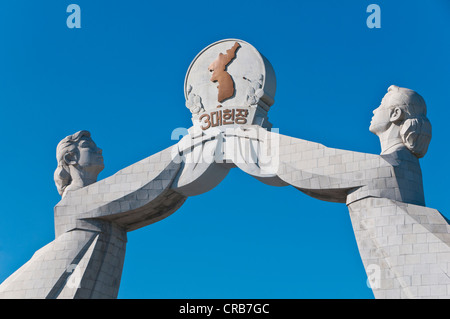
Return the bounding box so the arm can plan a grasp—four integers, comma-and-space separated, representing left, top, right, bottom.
93, 165, 105, 178
369, 123, 384, 136
91, 160, 104, 172
82, 163, 105, 182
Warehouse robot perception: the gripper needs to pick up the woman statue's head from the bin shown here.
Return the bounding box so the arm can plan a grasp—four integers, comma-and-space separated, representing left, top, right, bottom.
369, 85, 432, 158
54, 130, 104, 197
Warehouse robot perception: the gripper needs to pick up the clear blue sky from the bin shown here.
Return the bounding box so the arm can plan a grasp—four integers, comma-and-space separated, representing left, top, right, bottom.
0, 0, 449, 299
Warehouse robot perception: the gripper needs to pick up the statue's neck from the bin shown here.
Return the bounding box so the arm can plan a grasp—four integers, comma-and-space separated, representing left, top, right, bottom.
378, 124, 403, 155
62, 166, 98, 197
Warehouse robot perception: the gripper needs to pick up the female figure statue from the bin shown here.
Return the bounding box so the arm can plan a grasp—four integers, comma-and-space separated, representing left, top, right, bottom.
236, 85, 447, 298
54, 130, 104, 197
0, 131, 187, 298
2, 85, 448, 299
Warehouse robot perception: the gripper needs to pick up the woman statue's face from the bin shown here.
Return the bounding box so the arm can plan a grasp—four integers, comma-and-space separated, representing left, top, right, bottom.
76, 136, 104, 172
369, 93, 394, 135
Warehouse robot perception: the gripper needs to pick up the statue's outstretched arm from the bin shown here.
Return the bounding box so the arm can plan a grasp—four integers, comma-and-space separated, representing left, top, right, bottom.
275, 132, 374, 203
0, 144, 193, 299
231, 126, 384, 204
54, 145, 187, 236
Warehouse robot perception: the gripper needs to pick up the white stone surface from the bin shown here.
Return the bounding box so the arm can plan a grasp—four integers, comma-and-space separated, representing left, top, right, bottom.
349, 198, 450, 299
54, 130, 104, 197
185, 39, 276, 131
0, 39, 445, 300
370, 85, 431, 159
0, 135, 188, 299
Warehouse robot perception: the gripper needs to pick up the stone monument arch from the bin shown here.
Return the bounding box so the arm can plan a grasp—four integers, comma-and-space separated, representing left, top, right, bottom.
1, 39, 449, 299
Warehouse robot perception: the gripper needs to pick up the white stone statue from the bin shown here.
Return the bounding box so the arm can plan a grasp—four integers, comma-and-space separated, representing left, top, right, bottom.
54, 130, 104, 197
225, 85, 448, 299
172, 79, 447, 298
1, 39, 448, 299
0, 130, 187, 298
369, 85, 431, 158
